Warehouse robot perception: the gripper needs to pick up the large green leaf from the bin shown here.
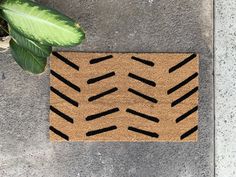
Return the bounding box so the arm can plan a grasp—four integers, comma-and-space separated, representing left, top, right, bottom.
1, 0, 85, 46
10, 39, 47, 74
9, 26, 52, 58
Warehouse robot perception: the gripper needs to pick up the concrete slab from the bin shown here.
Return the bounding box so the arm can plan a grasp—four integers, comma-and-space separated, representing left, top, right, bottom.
215, 0, 236, 176
0, 0, 214, 176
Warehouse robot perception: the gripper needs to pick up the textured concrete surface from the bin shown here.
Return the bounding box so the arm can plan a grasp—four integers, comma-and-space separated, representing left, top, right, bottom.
0, 0, 213, 177
215, 0, 236, 176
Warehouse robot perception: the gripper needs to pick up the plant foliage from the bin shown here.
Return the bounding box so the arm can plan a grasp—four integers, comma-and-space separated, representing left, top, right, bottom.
10, 39, 47, 74
0, 0, 85, 74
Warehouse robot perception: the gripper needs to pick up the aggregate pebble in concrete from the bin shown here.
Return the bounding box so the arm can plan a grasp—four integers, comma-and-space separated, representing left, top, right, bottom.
0, 0, 213, 176
215, 0, 236, 176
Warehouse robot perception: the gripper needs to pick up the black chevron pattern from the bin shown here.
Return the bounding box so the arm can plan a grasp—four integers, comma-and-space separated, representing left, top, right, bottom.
50, 53, 198, 141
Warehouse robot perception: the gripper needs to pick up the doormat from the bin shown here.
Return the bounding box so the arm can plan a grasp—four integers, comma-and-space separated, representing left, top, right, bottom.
49, 52, 199, 142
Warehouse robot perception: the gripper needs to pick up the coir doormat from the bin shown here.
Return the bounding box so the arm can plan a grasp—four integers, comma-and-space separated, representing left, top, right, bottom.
49, 52, 199, 142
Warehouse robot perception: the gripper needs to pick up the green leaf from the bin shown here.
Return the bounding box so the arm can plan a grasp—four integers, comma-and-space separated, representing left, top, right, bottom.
9, 26, 52, 58
1, 0, 85, 46
10, 39, 47, 74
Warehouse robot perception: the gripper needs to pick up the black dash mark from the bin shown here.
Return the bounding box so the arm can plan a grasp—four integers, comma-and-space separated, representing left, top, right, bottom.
176, 106, 198, 123
128, 127, 159, 138
49, 126, 69, 141
50, 106, 74, 123
51, 70, 81, 93
52, 52, 79, 70
90, 55, 113, 64
86, 108, 120, 121
126, 108, 159, 123
50, 86, 79, 107
168, 72, 198, 95
87, 72, 115, 84
180, 125, 198, 140
128, 73, 156, 87
88, 87, 118, 102
171, 87, 198, 107
131, 56, 155, 67
169, 53, 197, 73
128, 88, 158, 103
86, 126, 117, 136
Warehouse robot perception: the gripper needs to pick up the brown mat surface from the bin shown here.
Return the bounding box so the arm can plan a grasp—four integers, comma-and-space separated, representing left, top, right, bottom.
49, 52, 199, 142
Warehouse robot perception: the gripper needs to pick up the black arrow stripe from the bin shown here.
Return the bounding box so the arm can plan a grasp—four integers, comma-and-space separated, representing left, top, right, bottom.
86, 108, 120, 121
86, 126, 117, 136
168, 72, 198, 95
171, 87, 198, 107
52, 52, 79, 71
51, 70, 80, 93
87, 72, 115, 84
88, 87, 118, 102
128, 127, 159, 138
176, 106, 198, 123
180, 125, 198, 140
49, 126, 69, 141
126, 108, 159, 123
131, 56, 155, 67
50, 105, 74, 123
90, 55, 113, 64
128, 73, 156, 87
50, 86, 79, 107
169, 54, 197, 73
128, 88, 158, 103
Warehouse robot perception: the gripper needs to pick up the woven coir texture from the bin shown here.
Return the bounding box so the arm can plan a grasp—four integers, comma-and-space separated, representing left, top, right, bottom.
49, 52, 199, 142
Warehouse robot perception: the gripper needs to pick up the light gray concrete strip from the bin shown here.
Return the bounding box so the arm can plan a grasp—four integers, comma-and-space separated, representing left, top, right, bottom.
215, 0, 236, 176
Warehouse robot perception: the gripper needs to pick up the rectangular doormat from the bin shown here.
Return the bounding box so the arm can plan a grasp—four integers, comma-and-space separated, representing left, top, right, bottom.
49, 52, 199, 142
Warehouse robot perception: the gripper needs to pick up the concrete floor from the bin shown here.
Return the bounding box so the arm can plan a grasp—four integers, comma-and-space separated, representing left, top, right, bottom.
0, 0, 216, 176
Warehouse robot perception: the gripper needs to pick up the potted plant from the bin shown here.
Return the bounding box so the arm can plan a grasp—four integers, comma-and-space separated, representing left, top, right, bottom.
0, 0, 85, 74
